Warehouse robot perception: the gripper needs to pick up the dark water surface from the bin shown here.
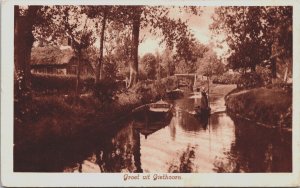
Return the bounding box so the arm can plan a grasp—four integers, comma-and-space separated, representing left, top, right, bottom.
14, 85, 292, 172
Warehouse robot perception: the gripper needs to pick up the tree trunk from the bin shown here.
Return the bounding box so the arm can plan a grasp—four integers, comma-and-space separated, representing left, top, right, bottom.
75, 51, 82, 99
128, 9, 142, 88
283, 61, 289, 83
95, 11, 107, 83
271, 58, 277, 78
14, 6, 38, 100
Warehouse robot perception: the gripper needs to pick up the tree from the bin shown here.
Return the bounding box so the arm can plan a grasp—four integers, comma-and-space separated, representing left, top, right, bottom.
14, 6, 54, 99
103, 23, 132, 80
211, 6, 292, 78
84, 6, 117, 83
140, 53, 157, 80
55, 6, 96, 97
263, 7, 292, 80
211, 7, 268, 73
174, 41, 208, 73
197, 48, 225, 77
120, 6, 203, 87
161, 48, 175, 76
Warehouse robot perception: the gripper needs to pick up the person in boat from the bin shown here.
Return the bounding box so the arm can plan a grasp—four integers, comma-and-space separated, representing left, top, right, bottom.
195, 89, 209, 115
200, 90, 209, 110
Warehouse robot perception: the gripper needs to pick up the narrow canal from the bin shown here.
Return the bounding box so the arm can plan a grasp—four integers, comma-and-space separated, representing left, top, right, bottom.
61, 84, 292, 173
14, 85, 292, 172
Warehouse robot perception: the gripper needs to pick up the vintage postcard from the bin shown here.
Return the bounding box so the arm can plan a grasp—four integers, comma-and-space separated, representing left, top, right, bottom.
1, 0, 300, 187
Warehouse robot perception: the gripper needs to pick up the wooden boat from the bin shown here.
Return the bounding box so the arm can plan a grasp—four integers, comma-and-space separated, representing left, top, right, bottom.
148, 99, 173, 121
166, 88, 184, 99
149, 99, 172, 113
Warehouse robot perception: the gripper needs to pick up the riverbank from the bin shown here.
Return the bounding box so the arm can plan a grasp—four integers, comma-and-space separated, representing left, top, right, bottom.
14, 76, 178, 147
225, 87, 292, 128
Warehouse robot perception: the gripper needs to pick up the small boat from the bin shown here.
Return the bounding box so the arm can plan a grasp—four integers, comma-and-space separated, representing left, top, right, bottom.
148, 99, 173, 121
149, 99, 173, 113
166, 88, 184, 99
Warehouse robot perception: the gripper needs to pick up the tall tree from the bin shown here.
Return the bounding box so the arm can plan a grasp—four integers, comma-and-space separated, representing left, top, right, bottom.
56, 6, 96, 97
263, 6, 292, 80
14, 6, 53, 99
211, 6, 292, 77
140, 53, 157, 80
121, 6, 202, 87
211, 7, 267, 73
161, 48, 175, 76
84, 6, 115, 83
197, 48, 225, 77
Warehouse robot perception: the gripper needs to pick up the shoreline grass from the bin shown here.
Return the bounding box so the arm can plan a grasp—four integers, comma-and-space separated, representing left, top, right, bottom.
14, 76, 178, 147
225, 87, 292, 128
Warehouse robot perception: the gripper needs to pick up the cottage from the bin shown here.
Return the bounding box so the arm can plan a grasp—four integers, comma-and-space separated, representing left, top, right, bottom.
30, 46, 95, 76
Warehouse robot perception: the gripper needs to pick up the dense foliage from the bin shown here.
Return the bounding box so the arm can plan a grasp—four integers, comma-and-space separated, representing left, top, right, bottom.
30, 74, 94, 94
212, 73, 240, 85
211, 6, 292, 75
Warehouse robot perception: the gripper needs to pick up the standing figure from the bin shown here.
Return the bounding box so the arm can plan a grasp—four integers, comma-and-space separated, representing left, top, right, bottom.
200, 90, 208, 111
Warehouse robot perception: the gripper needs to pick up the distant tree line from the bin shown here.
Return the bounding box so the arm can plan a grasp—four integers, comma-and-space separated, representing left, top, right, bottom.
14, 5, 204, 100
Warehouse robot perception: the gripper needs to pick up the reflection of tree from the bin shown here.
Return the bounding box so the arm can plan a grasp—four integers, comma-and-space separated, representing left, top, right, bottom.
179, 112, 208, 132
213, 154, 242, 173
133, 129, 143, 172
76, 122, 142, 173
209, 113, 220, 131
213, 117, 292, 172
169, 117, 177, 141
168, 145, 197, 173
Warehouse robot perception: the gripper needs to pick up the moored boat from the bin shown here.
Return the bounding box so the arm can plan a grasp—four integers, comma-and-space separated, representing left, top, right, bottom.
166, 88, 184, 99
148, 99, 173, 121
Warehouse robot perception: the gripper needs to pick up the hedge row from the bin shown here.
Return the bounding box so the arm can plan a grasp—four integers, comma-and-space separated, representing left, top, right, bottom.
212, 73, 240, 85
31, 73, 95, 94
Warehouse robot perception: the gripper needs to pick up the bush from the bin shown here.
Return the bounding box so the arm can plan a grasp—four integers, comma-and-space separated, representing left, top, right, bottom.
129, 76, 178, 103
256, 66, 272, 85
226, 88, 292, 127
93, 79, 119, 103
237, 72, 264, 89
160, 76, 178, 90
266, 79, 292, 93
31, 73, 95, 94
212, 73, 240, 85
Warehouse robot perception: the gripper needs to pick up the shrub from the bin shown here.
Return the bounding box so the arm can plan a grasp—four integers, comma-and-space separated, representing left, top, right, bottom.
31, 73, 95, 94
237, 72, 263, 89
93, 78, 119, 104
160, 76, 178, 90
226, 88, 292, 127
212, 73, 240, 85
256, 66, 272, 85
266, 79, 292, 93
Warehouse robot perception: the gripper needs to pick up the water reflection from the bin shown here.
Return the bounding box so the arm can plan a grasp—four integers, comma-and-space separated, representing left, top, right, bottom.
48, 87, 292, 173
62, 91, 291, 173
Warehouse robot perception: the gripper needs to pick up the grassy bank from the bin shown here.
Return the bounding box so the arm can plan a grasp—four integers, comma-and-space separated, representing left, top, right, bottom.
225, 87, 292, 128
14, 76, 178, 146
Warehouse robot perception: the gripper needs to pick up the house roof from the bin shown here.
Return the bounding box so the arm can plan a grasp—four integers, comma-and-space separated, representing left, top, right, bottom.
31, 46, 75, 65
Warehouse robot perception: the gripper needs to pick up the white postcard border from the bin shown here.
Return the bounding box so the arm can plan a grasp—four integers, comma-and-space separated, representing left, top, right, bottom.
1, 0, 300, 187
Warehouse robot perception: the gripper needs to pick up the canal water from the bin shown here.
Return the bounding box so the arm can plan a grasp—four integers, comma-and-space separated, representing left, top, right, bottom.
14, 85, 292, 172
61, 85, 292, 173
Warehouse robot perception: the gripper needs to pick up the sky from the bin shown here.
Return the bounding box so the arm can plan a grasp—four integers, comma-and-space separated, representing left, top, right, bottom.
139, 7, 228, 57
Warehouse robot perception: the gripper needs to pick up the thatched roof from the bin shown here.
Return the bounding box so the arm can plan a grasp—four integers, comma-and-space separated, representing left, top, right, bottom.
31, 46, 74, 65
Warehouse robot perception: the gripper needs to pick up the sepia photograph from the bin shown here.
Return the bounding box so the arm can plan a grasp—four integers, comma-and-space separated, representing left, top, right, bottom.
1, 0, 300, 187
